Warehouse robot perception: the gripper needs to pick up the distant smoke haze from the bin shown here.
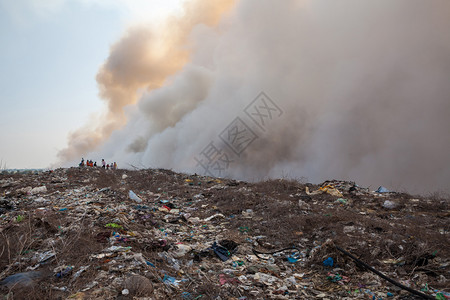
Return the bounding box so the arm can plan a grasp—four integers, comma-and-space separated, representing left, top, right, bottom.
58, 0, 450, 194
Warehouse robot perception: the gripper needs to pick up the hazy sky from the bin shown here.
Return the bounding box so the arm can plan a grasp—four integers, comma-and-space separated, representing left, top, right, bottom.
0, 0, 184, 169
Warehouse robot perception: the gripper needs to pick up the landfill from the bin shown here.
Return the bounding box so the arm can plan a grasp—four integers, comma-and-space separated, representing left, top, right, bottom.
0, 168, 448, 299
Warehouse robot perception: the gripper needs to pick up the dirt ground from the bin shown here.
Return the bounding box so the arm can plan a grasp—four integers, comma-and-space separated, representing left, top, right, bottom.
0, 167, 448, 299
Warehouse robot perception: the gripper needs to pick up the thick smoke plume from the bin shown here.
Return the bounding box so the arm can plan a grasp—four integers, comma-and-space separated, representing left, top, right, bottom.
57, 0, 235, 161
58, 0, 450, 194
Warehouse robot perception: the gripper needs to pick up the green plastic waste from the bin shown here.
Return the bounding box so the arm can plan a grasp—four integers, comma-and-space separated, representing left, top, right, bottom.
105, 223, 123, 229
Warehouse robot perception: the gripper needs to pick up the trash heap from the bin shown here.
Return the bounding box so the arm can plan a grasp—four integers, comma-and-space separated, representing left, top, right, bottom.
0, 168, 448, 299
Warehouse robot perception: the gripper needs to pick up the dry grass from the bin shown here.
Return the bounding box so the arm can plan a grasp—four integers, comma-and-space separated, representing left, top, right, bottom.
1, 168, 449, 298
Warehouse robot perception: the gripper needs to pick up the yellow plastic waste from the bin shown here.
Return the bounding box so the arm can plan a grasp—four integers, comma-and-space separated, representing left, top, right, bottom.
305, 185, 343, 197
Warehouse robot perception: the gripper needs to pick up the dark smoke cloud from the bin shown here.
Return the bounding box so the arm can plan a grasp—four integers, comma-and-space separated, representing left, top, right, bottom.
59, 0, 450, 194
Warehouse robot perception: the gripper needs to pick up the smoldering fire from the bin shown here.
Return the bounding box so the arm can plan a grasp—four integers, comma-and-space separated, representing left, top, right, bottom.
58, 0, 450, 194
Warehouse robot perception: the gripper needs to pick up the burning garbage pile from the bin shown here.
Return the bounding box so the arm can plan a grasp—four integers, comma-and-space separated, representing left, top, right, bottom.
0, 168, 448, 299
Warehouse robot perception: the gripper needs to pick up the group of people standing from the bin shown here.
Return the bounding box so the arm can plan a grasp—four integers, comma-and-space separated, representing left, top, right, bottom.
83, 159, 96, 167
79, 158, 117, 170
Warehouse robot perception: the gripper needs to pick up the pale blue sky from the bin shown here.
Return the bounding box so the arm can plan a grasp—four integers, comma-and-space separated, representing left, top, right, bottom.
0, 0, 183, 169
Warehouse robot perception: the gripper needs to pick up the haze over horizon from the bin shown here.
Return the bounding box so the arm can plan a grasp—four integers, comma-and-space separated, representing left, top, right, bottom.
0, 0, 184, 169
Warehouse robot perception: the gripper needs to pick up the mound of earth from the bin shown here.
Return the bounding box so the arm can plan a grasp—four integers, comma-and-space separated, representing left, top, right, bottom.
0, 167, 448, 299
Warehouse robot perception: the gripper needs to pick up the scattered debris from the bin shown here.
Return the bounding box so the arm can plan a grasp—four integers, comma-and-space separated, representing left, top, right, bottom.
376, 186, 391, 193
0, 168, 448, 299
